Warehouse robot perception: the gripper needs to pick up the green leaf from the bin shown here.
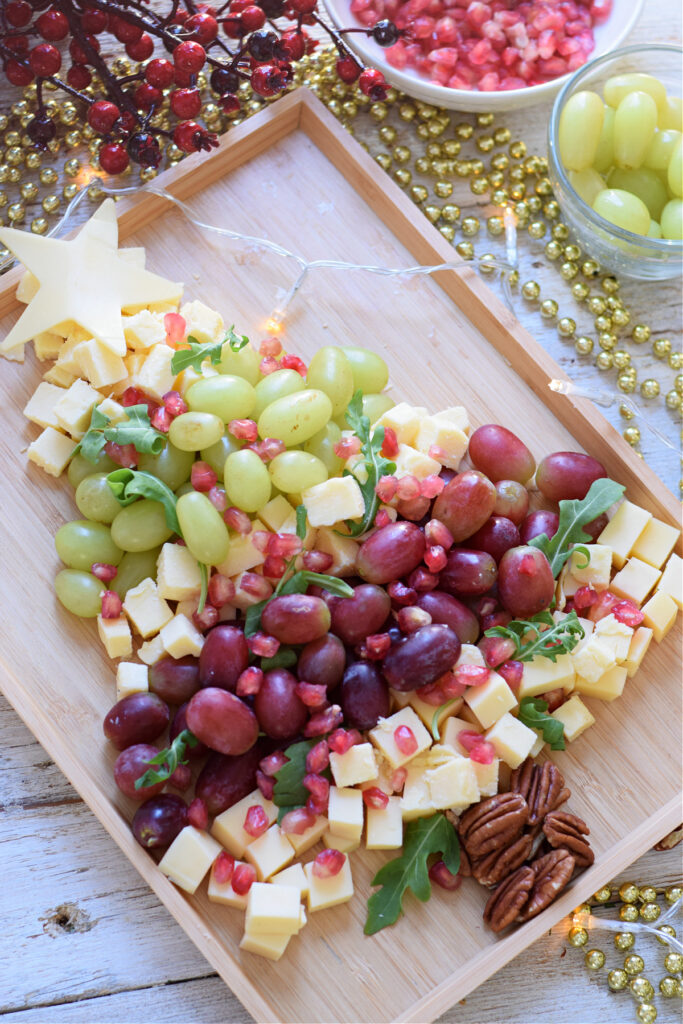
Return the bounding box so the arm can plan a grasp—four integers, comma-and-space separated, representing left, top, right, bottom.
518, 697, 565, 750
170, 335, 225, 375
103, 404, 166, 456
272, 740, 321, 822
243, 598, 270, 638
72, 404, 109, 462
529, 478, 625, 578
430, 699, 460, 741
365, 814, 460, 935
227, 324, 250, 352
134, 729, 198, 789
261, 647, 298, 671
295, 504, 307, 541
197, 562, 208, 615
484, 610, 585, 663
343, 389, 397, 536
106, 469, 181, 535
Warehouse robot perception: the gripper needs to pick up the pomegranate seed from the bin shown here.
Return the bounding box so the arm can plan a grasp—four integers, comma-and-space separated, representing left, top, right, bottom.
259, 356, 279, 376
295, 681, 328, 708
574, 585, 598, 610
260, 751, 289, 776
302, 549, 333, 572
269, 533, 302, 558
256, 769, 275, 800
250, 438, 287, 462
303, 773, 329, 804
104, 441, 137, 468
481, 611, 512, 631
259, 337, 282, 357
280, 806, 316, 835
305, 740, 330, 774
328, 727, 362, 754
247, 631, 280, 657
407, 567, 439, 592
334, 435, 362, 458
416, 681, 447, 706
396, 474, 421, 501
239, 572, 272, 599
375, 475, 399, 502
223, 507, 252, 534
391, 768, 407, 792
91, 562, 117, 582
280, 354, 307, 376
263, 554, 287, 579
188, 797, 209, 830
541, 688, 565, 713
398, 495, 432, 521
150, 407, 171, 433
457, 729, 484, 753
120, 386, 149, 409
208, 486, 227, 512
213, 850, 235, 885
613, 600, 645, 628
312, 848, 346, 878
429, 444, 449, 462
364, 632, 392, 659
420, 475, 446, 498
231, 863, 256, 894
363, 786, 389, 809
394, 725, 418, 757
454, 664, 491, 687
470, 739, 496, 765
429, 860, 462, 891
163, 390, 188, 417
398, 606, 432, 634
380, 427, 400, 458
479, 635, 516, 668
236, 666, 263, 696
101, 590, 122, 619
498, 660, 524, 689
164, 312, 186, 347
439, 671, 468, 699
252, 531, 271, 552
191, 460, 217, 492
193, 604, 219, 631
243, 804, 269, 838
588, 591, 620, 622
519, 553, 538, 576
424, 545, 447, 572
169, 763, 192, 790
375, 509, 392, 529
229, 418, 258, 442
388, 581, 418, 607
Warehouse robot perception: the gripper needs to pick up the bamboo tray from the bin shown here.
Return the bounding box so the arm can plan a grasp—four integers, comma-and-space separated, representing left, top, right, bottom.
0, 89, 680, 1024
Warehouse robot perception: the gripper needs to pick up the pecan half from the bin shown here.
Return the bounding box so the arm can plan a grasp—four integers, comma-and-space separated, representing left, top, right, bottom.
518, 849, 575, 922
484, 865, 535, 933
655, 825, 682, 851
458, 844, 473, 878
472, 833, 534, 887
510, 759, 570, 826
543, 811, 594, 868
458, 793, 529, 859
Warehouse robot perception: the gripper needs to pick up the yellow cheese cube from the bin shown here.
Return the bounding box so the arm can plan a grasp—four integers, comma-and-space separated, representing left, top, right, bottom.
3, 341, 24, 363
485, 712, 537, 768
472, 756, 499, 798
123, 309, 167, 351
389, 688, 412, 710
657, 553, 682, 609
322, 831, 360, 853
641, 590, 678, 642
245, 882, 304, 936
115, 661, 148, 701
16, 268, 39, 303
73, 338, 127, 388
270, 863, 308, 898
571, 637, 616, 683
366, 796, 403, 849
625, 626, 653, 677
231, 571, 270, 611
518, 654, 576, 699
122, 577, 173, 639
302, 476, 365, 528
568, 544, 612, 588
374, 402, 426, 445
393, 443, 441, 481
574, 665, 627, 701
593, 614, 633, 661
529, 729, 546, 758
610, 557, 661, 605
433, 405, 470, 432
156, 542, 202, 600
400, 764, 434, 821
23, 381, 65, 429
244, 825, 294, 881
441, 716, 480, 756
131, 343, 176, 402
160, 613, 205, 658
463, 671, 517, 728
259, 495, 296, 533
425, 756, 479, 810
97, 614, 133, 660
55, 333, 90, 376
369, 706, 432, 769
408, 692, 463, 735
597, 500, 652, 569
211, 789, 277, 859
207, 859, 251, 909
413, 416, 468, 470
215, 520, 266, 577
455, 643, 486, 668
313, 527, 359, 577
33, 331, 64, 361
551, 695, 595, 742
327, 787, 363, 841
96, 397, 128, 425
158, 826, 221, 894
148, 295, 181, 315
54, 379, 102, 439
329, 743, 378, 788
239, 928, 291, 962
180, 299, 224, 343
42, 364, 75, 388
304, 856, 354, 912
138, 634, 165, 665
285, 815, 328, 856
631, 517, 679, 569
27, 427, 74, 477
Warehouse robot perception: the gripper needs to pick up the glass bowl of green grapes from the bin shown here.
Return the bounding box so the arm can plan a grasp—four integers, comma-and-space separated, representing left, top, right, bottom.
548, 44, 682, 280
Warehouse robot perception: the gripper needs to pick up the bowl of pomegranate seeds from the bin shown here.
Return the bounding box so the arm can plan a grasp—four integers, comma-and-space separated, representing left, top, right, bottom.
326, 0, 646, 110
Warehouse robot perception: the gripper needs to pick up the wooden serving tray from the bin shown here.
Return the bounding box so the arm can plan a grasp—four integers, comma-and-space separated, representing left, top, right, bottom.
0, 90, 680, 1024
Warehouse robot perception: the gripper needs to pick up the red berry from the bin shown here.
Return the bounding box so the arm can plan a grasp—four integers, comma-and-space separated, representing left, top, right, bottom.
173, 40, 206, 73
81, 7, 108, 33
91, 562, 118, 583
191, 461, 217, 492
145, 57, 175, 87
4, 35, 28, 53
185, 11, 219, 42
280, 806, 316, 835
363, 787, 389, 809
6, 1, 32, 28
170, 87, 202, 118
5, 60, 33, 86
279, 30, 306, 60
36, 9, 69, 40
69, 34, 99, 65
358, 67, 388, 100
134, 82, 161, 110
220, 92, 241, 115
126, 33, 154, 62
241, 5, 266, 30
110, 14, 143, 44
67, 64, 91, 89
289, 0, 317, 12
336, 57, 360, 83
172, 120, 203, 153
88, 100, 120, 133
99, 142, 130, 175
251, 63, 286, 98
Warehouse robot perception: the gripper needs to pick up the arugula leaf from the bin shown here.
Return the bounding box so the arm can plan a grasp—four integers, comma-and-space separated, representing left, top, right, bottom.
518, 697, 565, 750
170, 335, 225, 375
134, 729, 198, 789
198, 562, 208, 615
73, 403, 165, 464
365, 814, 460, 935
227, 324, 250, 352
529, 478, 625, 577
295, 504, 307, 541
485, 610, 585, 663
430, 699, 460, 741
73, 404, 110, 462
272, 739, 332, 823
343, 390, 397, 536
106, 468, 181, 534
261, 647, 298, 671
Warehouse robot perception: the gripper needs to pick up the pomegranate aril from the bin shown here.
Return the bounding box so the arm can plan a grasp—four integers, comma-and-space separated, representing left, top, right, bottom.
425, 544, 447, 572
259, 356, 279, 376
375, 475, 399, 502
208, 487, 227, 513
380, 427, 400, 458
280, 806, 316, 835
188, 797, 209, 830
236, 666, 263, 696
498, 659, 523, 689
231, 862, 257, 894
163, 390, 188, 417
407, 567, 439, 593
375, 509, 392, 529
263, 554, 287, 579
396, 474, 421, 501
388, 581, 418, 607
243, 804, 269, 837
223, 507, 252, 534
306, 740, 330, 774
363, 786, 389, 809
164, 313, 186, 347
312, 848, 346, 878
613, 600, 644, 628
478, 635, 516, 668
247, 631, 280, 658
303, 773, 329, 804
104, 441, 137, 468
101, 590, 123, 619
588, 590, 620, 623
91, 562, 117, 582
457, 729, 483, 753
439, 671, 468, 699
256, 769, 275, 800
429, 860, 462, 891
169, 763, 191, 790
280, 354, 307, 376
239, 572, 272, 600
302, 550, 334, 572
470, 739, 496, 764
295, 681, 328, 708
259, 337, 282, 357
268, 532, 302, 558
213, 850, 235, 885
304, 704, 344, 737
334, 435, 362, 458
260, 750, 289, 776
191, 461, 217, 492
150, 407, 171, 433
364, 632, 392, 660
192, 604, 218, 632
420, 475, 445, 499
229, 418, 258, 442
328, 727, 362, 755
391, 767, 407, 792
454, 664, 490, 687
394, 724, 418, 757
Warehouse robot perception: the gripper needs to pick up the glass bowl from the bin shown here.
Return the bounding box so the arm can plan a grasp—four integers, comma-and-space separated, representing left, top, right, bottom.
547, 44, 683, 280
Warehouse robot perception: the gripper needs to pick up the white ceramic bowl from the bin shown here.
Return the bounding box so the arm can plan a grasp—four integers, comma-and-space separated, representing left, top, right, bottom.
322, 0, 646, 111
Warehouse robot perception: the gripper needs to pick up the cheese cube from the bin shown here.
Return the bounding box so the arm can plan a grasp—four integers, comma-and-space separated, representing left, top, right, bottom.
27, 427, 74, 477
485, 712, 537, 768
56, 333, 91, 375
16, 269, 39, 303
115, 661, 149, 701
400, 764, 434, 821
529, 730, 546, 758
631, 517, 679, 569
123, 309, 167, 351
313, 527, 359, 577
302, 476, 365, 528
551, 695, 595, 742
73, 338, 127, 388
156, 542, 203, 600
369, 706, 432, 768
23, 382, 65, 429
518, 654, 576, 699
455, 644, 486, 668
610, 557, 661, 605
657, 553, 682, 609
43, 365, 75, 388
374, 403, 426, 445
571, 637, 616, 683
413, 415, 468, 470
441, 716, 480, 757
122, 577, 173, 638
322, 831, 360, 853
304, 856, 354, 912
33, 331, 64, 361
329, 743, 378, 788
285, 815, 328, 856
625, 626, 653, 677
463, 671, 517, 728
270, 863, 308, 898
54, 379, 102, 439
131, 343, 176, 401
215, 520, 266, 577
641, 590, 678, 643
207, 859, 251, 909
96, 397, 128, 425
138, 634, 165, 665
574, 665, 628, 701
593, 614, 633, 661
425, 756, 479, 810
180, 299, 224, 343
259, 495, 296, 533
97, 614, 132, 659
160, 613, 205, 658
472, 756, 499, 798
327, 787, 363, 841
158, 826, 221, 894
597, 500, 652, 569
366, 796, 403, 850
409, 692, 463, 735
245, 883, 304, 936
244, 825, 294, 881
239, 929, 291, 962
211, 790, 277, 859
231, 571, 270, 611
567, 544, 612, 589
393, 443, 441, 481
433, 405, 470, 432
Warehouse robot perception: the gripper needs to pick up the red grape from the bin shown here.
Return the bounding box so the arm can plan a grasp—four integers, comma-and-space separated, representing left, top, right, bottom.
186, 688, 258, 756
297, 634, 346, 689
340, 661, 390, 730
149, 655, 200, 705
132, 794, 188, 850
432, 471, 496, 543
261, 594, 331, 644
535, 452, 607, 502
415, 590, 479, 644
254, 669, 307, 740
198, 624, 249, 691
382, 624, 461, 692
103, 692, 170, 751
440, 549, 497, 597
114, 744, 165, 801
467, 516, 521, 563
498, 546, 555, 618
195, 745, 265, 816
519, 510, 559, 544
356, 521, 426, 584
493, 479, 529, 524
328, 584, 391, 645
468, 424, 536, 483
169, 702, 207, 758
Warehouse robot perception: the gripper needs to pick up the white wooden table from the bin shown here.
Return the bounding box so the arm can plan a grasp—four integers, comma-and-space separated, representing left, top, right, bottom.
1, 0, 681, 1020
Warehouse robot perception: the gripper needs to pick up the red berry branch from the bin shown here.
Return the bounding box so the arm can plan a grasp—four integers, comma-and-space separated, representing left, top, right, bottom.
0, 0, 398, 174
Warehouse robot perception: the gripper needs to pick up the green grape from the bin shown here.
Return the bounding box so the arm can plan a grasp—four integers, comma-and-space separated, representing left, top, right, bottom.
253, 368, 305, 419
201, 434, 241, 476
175, 481, 195, 497
362, 392, 395, 425
268, 451, 328, 493
186, 374, 255, 423
558, 90, 604, 171
217, 342, 260, 384
257, 389, 332, 446
55, 520, 123, 570
168, 411, 224, 451
112, 547, 161, 597
644, 129, 682, 170
67, 450, 117, 489
55, 569, 105, 617
176, 491, 230, 566
111, 499, 175, 551
75, 473, 123, 524
661, 198, 683, 239
614, 91, 658, 169
668, 138, 683, 197
659, 95, 683, 131
648, 220, 663, 238
593, 105, 615, 174
608, 167, 668, 220
592, 189, 651, 235
342, 346, 389, 394
569, 168, 606, 206
304, 422, 344, 475
137, 443, 195, 491
604, 73, 667, 111
224, 449, 272, 512
305, 347, 354, 417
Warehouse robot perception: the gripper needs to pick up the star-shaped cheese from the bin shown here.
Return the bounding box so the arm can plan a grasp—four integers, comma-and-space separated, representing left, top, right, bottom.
0, 200, 182, 357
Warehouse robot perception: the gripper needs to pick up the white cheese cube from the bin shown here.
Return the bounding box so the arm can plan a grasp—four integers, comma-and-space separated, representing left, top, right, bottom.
304, 856, 354, 912
215, 520, 266, 577
472, 757, 499, 798
42, 364, 75, 388
211, 790, 277, 859
96, 397, 128, 425
259, 495, 295, 533
322, 831, 360, 854
207, 858, 251, 909
156, 542, 203, 601
73, 338, 127, 388
239, 928, 291, 962
180, 299, 224, 344
244, 825, 294, 881
55, 333, 91, 375
302, 476, 365, 528
329, 743, 378, 788
270, 863, 308, 898
518, 654, 576, 699
160, 613, 204, 659
611, 557, 661, 605
97, 615, 132, 660
625, 626, 653, 677
455, 644, 486, 668
33, 331, 64, 361
17, 269, 39, 302
529, 730, 546, 758
123, 309, 167, 350
598, 500, 652, 568
366, 796, 403, 849
313, 527, 359, 577
122, 577, 173, 639
131, 343, 176, 402
408, 691, 463, 735
463, 671, 517, 728
158, 826, 221, 894
285, 815, 328, 857
115, 661, 149, 701
593, 614, 633, 661
27, 427, 74, 477
138, 634, 165, 665
657, 553, 682, 609
245, 883, 304, 936
425, 756, 479, 810
413, 415, 468, 470
485, 712, 537, 768
567, 544, 612, 589
374, 402, 426, 445
571, 637, 616, 683
574, 665, 627, 702
400, 763, 435, 821
641, 590, 678, 642
369, 706, 432, 768
432, 406, 470, 432
631, 517, 679, 569
551, 695, 595, 742
54, 379, 102, 439
23, 382, 65, 429
393, 443, 441, 481
327, 787, 363, 841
